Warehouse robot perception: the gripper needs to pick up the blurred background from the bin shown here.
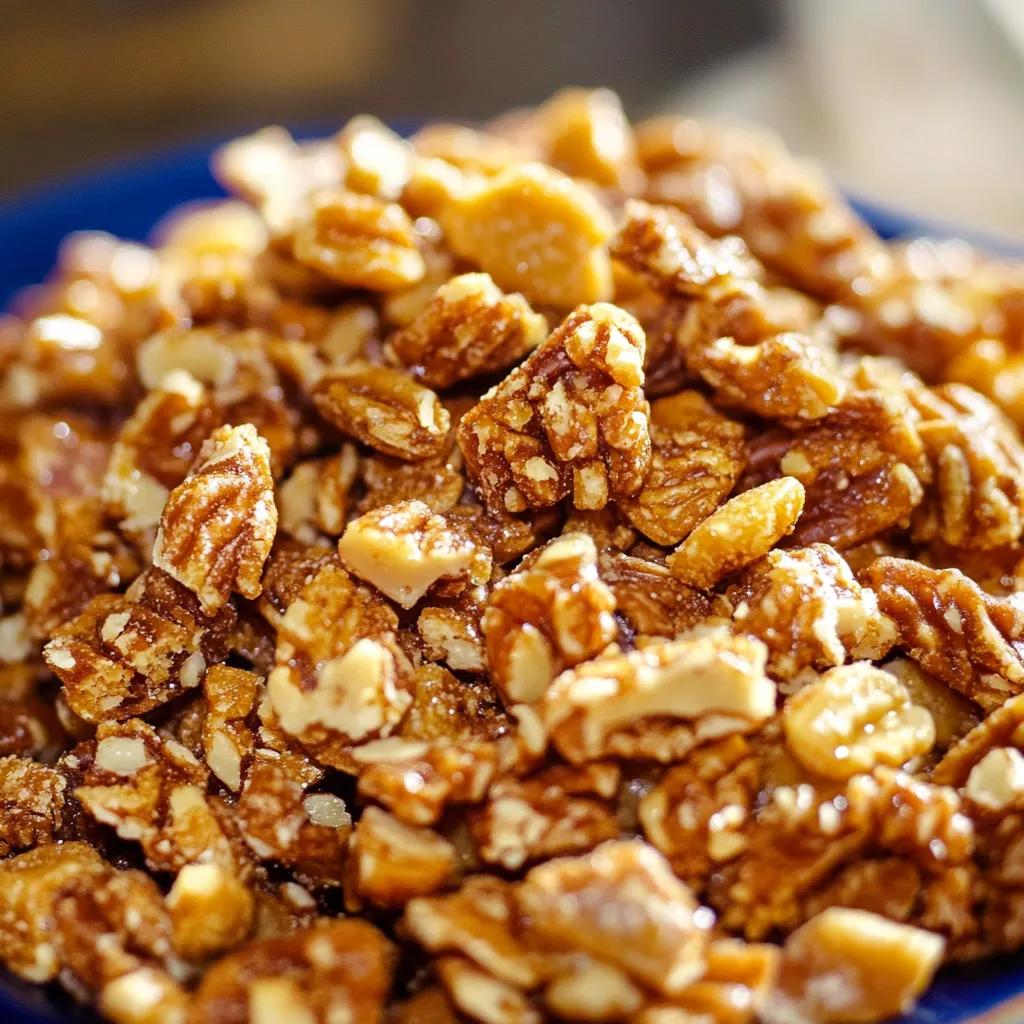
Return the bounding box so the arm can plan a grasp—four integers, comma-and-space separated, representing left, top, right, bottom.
1, 0, 1023, 235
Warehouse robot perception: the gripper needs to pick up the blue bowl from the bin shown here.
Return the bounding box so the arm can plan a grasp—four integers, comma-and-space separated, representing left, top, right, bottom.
1, 140, 1023, 1024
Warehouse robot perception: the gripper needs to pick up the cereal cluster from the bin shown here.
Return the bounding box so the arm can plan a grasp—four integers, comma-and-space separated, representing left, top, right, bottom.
5, 87, 1024, 1024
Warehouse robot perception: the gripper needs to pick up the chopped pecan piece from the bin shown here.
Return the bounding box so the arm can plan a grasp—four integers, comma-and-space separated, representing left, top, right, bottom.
276, 448, 358, 543
167, 862, 254, 961
435, 956, 541, 1024
0, 842, 110, 981
202, 665, 259, 792
387, 273, 548, 388
338, 500, 490, 609
782, 663, 936, 780
153, 424, 277, 615
337, 115, 414, 201
73, 719, 249, 877
769, 908, 944, 1024
189, 918, 394, 1024
667, 477, 805, 589
688, 331, 844, 423
459, 304, 651, 514
618, 391, 746, 546
742, 390, 928, 550
543, 629, 775, 764
347, 806, 457, 908
910, 383, 1024, 550
266, 562, 412, 763
236, 760, 350, 888
404, 875, 547, 989
418, 599, 487, 673
543, 957, 644, 1023
0, 756, 68, 856
863, 557, 1024, 711
483, 533, 617, 705
355, 737, 498, 826
599, 550, 712, 642
44, 567, 235, 723
469, 762, 621, 870
884, 657, 980, 754
292, 189, 426, 289
517, 840, 711, 996
932, 692, 1024, 786
722, 544, 896, 683
313, 362, 450, 461
441, 163, 614, 307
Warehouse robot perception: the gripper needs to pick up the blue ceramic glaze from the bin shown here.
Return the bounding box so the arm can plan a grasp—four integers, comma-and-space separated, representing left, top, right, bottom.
1, 138, 1023, 1024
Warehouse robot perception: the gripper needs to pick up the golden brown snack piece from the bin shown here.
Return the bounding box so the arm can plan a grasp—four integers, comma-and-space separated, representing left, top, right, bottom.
618, 391, 746, 546
468, 762, 620, 871
667, 477, 805, 589
722, 544, 896, 683
459, 303, 651, 514
768, 908, 944, 1023
166, 863, 255, 961
44, 567, 236, 723
276, 448, 358, 544
482, 533, 617, 706
338, 499, 490, 609
189, 918, 394, 1024
0, 756, 68, 856
386, 273, 548, 388
863, 557, 1024, 711
346, 805, 457, 908
153, 424, 277, 615
542, 628, 776, 764
313, 362, 450, 461
292, 189, 426, 290
441, 163, 614, 307
781, 663, 936, 780
265, 561, 412, 764
742, 390, 928, 550
910, 382, 1024, 550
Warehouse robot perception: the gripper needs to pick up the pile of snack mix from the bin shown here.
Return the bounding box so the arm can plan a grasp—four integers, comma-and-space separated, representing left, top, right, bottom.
5, 87, 1024, 1024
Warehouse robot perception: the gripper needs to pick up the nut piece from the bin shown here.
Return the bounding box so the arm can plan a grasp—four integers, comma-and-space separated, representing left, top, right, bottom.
932, 692, 1024, 786
339, 500, 490, 609
770, 908, 944, 1023
723, 544, 897, 683
355, 739, 498, 826
964, 747, 1024, 812
405, 876, 547, 989
202, 664, 259, 791
0, 757, 67, 856
543, 629, 776, 764
741, 391, 927, 551
236, 760, 351, 887
458, 304, 651, 513
688, 332, 844, 423
435, 957, 541, 1024
517, 840, 711, 996
0, 842, 110, 982
189, 918, 394, 1024
910, 383, 1024, 550
483, 534, 618, 706
667, 477, 806, 589
277, 448, 359, 543
543, 957, 644, 1023
337, 115, 414, 200
266, 562, 412, 759
166, 862, 254, 961
314, 362, 450, 461
44, 568, 236, 723
387, 273, 548, 388
441, 162, 614, 307
618, 391, 747, 546
347, 806, 457, 908
99, 967, 190, 1024
469, 763, 621, 870
782, 663, 936, 780
862, 557, 1024, 711
539, 87, 642, 191
293, 189, 425, 289
153, 424, 277, 615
